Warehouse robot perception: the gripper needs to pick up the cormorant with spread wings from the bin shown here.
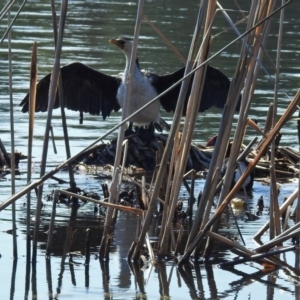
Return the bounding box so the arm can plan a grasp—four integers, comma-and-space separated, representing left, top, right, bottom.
20, 37, 233, 132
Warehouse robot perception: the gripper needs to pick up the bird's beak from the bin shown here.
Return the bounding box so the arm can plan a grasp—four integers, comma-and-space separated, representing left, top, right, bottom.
109, 39, 124, 49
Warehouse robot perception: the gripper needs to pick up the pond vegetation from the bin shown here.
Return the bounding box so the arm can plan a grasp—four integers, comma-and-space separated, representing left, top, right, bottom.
1, 0, 300, 299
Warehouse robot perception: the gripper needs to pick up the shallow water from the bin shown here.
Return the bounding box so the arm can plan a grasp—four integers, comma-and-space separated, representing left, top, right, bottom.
1, 1, 300, 299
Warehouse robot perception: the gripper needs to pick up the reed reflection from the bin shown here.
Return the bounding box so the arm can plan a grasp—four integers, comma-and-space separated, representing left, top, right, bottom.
9, 258, 17, 300
45, 257, 53, 300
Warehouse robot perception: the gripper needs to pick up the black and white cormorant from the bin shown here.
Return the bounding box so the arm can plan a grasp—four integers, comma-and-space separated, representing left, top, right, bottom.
20, 37, 233, 131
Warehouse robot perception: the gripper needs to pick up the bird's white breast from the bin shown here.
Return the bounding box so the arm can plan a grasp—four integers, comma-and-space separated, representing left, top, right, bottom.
117, 69, 160, 126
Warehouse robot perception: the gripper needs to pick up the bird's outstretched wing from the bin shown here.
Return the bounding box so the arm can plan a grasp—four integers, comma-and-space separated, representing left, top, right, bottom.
20, 62, 121, 120
149, 65, 231, 114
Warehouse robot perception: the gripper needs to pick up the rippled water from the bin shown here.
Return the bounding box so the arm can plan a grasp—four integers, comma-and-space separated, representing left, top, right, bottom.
1, 1, 300, 299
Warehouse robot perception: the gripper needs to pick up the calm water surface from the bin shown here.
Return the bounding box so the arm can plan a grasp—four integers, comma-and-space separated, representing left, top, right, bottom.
0, 1, 300, 299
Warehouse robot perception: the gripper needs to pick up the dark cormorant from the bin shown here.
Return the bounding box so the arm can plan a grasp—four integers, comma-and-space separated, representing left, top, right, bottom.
207, 135, 254, 192
20, 37, 233, 129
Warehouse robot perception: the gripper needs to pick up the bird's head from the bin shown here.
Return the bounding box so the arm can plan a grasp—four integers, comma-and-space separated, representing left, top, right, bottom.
109, 37, 133, 55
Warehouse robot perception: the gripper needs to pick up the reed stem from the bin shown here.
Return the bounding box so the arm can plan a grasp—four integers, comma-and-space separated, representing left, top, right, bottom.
32, 0, 68, 262
179, 89, 300, 265
99, 0, 145, 257
7, 7, 17, 258
50, 0, 77, 193
26, 41, 37, 262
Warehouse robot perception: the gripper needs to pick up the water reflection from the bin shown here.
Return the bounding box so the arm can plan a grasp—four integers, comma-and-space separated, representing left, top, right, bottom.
6, 198, 300, 299
11, 198, 300, 298
45, 257, 53, 300
9, 258, 18, 300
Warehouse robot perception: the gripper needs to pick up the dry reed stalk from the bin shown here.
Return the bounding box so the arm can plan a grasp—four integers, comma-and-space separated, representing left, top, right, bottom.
270, 166, 281, 239
99, 0, 145, 257
254, 188, 298, 240
247, 118, 265, 136
255, 223, 300, 253
166, 130, 181, 203
57, 74, 76, 186
117, 139, 129, 204
132, 84, 189, 259
121, 139, 129, 171
170, 223, 176, 252
218, 1, 274, 85
141, 176, 148, 209
220, 246, 295, 268
157, 130, 181, 253
0, 0, 27, 44
188, 170, 196, 219
216, 2, 248, 39
157, 0, 214, 256
203, 0, 282, 257
169, 42, 212, 246
298, 159, 300, 245
264, 103, 274, 135
158, 131, 182, 239
49, 126, 57, 154
32, 0, 68, 259
130, 41, 199, 260
85, 228, 91, 264
50, 0, 58, 43
189, 31, 257, 251
206, 231, 276, 266
134, 1, 252, 258
179, 89, 300, 265
148, 144, 161, 206
142, 14, 186, 64
0, 1, 14, 19
135, 213, 141, 247
189, 4, 255, 253
269, 1, 285, 240
238, 137, 258, 161
279, 147, 300, 162
282, 203, 291, 231
7, 7, 17, 258
26, 41, 37, 260
269, 154, 276, 240
50, 0, 76, 192
145, 232, 156, 263
297, 26, 300, 245
46, 190, 58, 256
110, 140, 130, 222
56, 189, 144, 216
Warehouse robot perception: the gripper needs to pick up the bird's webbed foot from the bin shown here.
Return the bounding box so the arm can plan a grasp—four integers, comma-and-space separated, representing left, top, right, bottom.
124, 122, 136, 137
124, 122, 156, 143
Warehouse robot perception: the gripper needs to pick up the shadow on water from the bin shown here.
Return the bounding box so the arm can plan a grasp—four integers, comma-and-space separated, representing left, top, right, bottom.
4, 191, 300, 299
1, 157, 300, 299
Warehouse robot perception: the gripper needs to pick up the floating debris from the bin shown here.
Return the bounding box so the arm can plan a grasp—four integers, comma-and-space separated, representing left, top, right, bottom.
0, 139, 27, 170
75, 133, 300, 184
